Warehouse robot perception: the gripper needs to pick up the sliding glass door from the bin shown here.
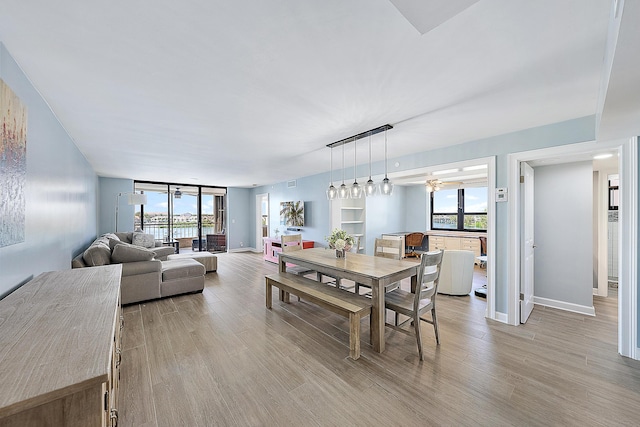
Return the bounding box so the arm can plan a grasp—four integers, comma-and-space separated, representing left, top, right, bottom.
134, 182, 226, 253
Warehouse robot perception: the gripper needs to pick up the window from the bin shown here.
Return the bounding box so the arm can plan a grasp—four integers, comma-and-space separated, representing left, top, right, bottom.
432, 189, 459, 229
134, 181, 227, 252
431, 187, 487, 231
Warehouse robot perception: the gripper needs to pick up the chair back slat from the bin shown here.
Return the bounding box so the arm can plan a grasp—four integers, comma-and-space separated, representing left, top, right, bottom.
374, 238, 402, 260
415, 250, 444, 307
350, 235, 361, 253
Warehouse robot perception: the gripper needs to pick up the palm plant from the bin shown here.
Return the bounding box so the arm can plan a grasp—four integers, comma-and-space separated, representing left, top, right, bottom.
280, 201, 304, 226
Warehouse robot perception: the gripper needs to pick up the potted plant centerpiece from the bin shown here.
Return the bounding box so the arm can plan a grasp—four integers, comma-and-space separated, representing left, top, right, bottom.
326, 229, 354, 258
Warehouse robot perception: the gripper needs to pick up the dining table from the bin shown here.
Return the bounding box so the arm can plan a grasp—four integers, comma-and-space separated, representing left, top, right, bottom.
278, 247, 419, 353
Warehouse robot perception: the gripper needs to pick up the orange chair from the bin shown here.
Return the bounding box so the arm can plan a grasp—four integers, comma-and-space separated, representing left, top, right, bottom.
405, 232, 425, 258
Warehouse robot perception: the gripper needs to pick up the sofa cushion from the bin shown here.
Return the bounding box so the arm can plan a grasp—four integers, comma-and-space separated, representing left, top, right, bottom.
112, 243, 156, 263
161, 259, 205, 281
102, 233, 120, 242
83, 243, 111, 266
121, 259, 162, 276
152, 245, 177, 261
108, 238, 122, 252
71, 254, 87, 268
132, 232, 156, 248
115, 232, 133, 244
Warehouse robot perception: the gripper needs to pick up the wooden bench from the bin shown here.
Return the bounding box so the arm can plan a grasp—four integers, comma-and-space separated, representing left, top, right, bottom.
265, 272, 372, 360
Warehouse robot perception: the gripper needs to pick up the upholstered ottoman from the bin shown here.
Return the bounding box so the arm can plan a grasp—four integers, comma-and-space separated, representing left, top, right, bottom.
167, 252, 217, 272
160, 258, 205, 298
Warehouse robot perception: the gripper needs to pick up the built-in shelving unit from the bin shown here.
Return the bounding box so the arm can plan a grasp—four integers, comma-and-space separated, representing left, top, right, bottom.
330, 199, 365, 252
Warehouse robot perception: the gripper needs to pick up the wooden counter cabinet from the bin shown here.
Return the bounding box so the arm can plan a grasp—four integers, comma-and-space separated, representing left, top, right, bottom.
427, 232, 484, 262
0, 265, 123, 427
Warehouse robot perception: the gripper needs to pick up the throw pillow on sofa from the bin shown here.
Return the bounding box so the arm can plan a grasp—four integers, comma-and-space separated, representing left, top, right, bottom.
132, 232, 156, 248
107, 237, 122, 251
83, 242, 111, 266
111, 243, 156, 263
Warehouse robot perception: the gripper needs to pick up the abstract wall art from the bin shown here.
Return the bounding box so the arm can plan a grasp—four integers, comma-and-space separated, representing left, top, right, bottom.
0, 78, 27, 247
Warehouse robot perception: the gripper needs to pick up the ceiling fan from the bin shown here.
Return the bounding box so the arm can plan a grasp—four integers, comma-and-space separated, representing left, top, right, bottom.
425, 179, 442, 192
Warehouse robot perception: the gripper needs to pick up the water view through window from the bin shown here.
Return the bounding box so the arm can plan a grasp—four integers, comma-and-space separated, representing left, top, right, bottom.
431, 187, 487, 231
134, 182, 226, 251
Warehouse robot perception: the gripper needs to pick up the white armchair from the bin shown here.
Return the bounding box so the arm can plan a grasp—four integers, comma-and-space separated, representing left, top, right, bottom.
437, 250, 475, 296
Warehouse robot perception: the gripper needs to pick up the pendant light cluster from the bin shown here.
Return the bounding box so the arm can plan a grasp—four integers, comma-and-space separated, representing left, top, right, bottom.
326, 124, 393, 200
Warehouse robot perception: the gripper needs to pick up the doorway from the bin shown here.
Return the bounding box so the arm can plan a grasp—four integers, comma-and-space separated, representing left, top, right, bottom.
256, 193, 269, 252
507, 138, 638, 359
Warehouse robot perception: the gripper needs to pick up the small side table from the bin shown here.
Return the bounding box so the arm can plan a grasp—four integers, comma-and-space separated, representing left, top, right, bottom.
163, 240, 180, 254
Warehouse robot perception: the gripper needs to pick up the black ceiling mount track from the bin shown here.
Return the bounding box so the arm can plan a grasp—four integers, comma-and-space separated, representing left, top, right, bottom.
326, 124, 393, 148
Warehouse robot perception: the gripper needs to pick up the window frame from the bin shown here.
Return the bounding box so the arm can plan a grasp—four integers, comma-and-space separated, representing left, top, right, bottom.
430, 187, 487, 232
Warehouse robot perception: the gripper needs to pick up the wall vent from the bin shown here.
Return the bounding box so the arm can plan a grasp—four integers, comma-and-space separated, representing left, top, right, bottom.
287, 180, 297, 188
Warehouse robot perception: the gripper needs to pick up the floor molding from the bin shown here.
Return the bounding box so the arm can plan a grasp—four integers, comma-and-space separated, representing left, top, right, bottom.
533, 296, 595, 316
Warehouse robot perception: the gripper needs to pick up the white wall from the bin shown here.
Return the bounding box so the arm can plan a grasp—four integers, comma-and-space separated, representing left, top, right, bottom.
533, 161, 593, 311
0, 43, 97, 297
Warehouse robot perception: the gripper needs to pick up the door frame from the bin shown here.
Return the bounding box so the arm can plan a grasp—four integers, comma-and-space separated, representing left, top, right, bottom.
507, 137, 637, 359
520, 162, 535, 323
255, 193, 269, 253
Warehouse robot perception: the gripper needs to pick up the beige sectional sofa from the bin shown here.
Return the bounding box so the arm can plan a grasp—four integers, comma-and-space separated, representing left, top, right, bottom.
72, 232, 205, 304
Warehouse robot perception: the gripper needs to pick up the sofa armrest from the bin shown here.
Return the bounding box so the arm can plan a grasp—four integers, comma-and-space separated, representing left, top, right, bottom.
153, 246, 176, 260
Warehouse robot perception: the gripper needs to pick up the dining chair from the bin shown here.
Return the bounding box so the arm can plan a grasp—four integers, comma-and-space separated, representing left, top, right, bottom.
405, 232, 425, 258
354, 238, 402, 294
280, 234, 315, 276
350, 235, 361, 253
384, 250, 444, 361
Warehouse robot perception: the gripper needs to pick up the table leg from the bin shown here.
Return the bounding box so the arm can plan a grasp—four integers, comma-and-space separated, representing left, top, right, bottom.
370, 279, 385, 353
279, 255, 286, 301
410, 273, 418, 293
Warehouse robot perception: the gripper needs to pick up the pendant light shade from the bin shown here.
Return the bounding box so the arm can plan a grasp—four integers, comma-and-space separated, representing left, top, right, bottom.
338, 141, 350, 199
364, 133, 377, 197
380, 129, 393, 196
350, 137, 362, 199
325, 124, 392, 199
326, 146, 337, 200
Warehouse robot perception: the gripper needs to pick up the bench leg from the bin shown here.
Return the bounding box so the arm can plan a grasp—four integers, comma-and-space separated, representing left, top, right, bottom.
349, 312, 361, 360
266, 279, 272, 309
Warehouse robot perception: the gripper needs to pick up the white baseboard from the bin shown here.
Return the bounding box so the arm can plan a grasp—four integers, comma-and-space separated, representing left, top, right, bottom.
228, 248, 254, 253
494, 311, 508, 323
533, 296, 595, 316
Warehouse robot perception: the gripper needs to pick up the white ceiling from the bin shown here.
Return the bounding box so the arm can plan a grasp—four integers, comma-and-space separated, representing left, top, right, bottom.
0, 0, 636, 188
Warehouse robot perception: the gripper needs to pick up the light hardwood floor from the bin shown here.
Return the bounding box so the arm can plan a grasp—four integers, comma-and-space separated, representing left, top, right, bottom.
119, 252, 640, 426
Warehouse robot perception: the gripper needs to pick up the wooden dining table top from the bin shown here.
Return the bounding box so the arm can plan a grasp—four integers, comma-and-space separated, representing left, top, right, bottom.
279, 247, 418, 279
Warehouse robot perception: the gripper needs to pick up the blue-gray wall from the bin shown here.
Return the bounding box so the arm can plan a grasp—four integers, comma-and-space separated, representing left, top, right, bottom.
533, 161, 593, 308
227, 187, 251, 250
98, 177, 135, 235
404, 185, 428, 232
0, 43, 98, 297
365, 186, 406, 254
